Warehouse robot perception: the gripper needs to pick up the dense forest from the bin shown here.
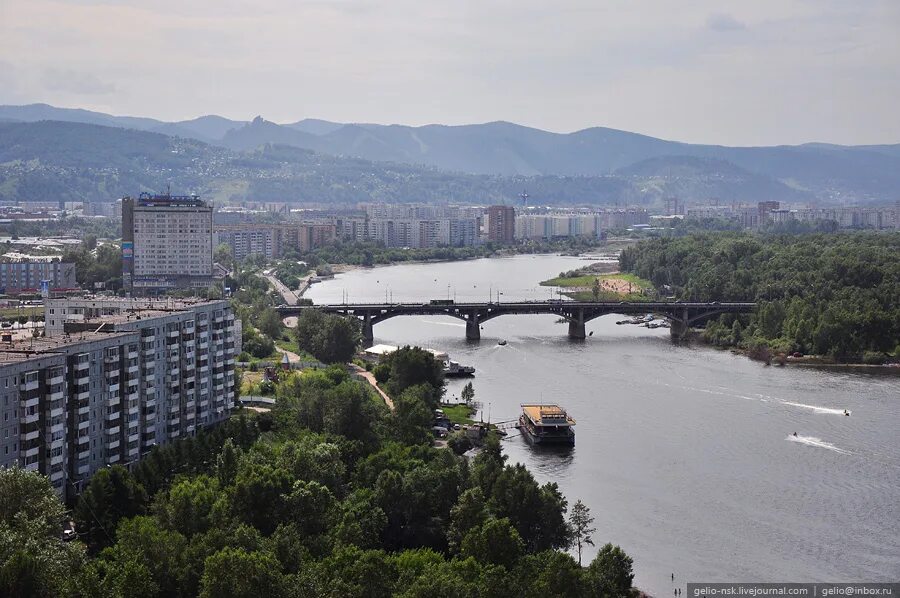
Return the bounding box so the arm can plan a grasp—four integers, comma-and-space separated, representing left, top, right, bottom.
1, 355, 638, 597
619, 232, 900, 362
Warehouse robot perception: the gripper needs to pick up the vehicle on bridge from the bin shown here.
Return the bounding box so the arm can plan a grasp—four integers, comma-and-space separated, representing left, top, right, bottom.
430, 299, 455, 305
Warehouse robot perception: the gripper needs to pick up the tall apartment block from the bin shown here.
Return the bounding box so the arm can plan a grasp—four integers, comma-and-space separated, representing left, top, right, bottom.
122, 193, 214, 294
0, 258, 78, 294
0, 298, 238, 499
486, 205, 516, 244
213, 222, 337, 261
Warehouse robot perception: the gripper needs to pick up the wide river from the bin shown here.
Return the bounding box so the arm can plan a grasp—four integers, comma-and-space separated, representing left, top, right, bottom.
305, 254, 900, 593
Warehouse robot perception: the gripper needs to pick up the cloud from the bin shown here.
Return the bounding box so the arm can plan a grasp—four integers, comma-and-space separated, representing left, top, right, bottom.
706, 13, 747, 32
40, 68, 116, 96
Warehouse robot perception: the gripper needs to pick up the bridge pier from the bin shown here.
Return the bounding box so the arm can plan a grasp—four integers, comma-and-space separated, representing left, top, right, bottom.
567, 308, 586, 340
669, 307, 690, 341
362, 314, 374, 347
466, 311, 481, 341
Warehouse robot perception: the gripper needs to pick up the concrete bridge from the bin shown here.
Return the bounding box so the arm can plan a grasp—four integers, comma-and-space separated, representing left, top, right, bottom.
277, 300, 756, 343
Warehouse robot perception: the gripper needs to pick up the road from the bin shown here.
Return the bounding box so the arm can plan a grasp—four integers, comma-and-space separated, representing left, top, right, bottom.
263, 271, 300, 306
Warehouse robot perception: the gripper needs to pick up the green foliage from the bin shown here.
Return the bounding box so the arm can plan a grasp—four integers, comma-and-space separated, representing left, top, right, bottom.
460, 517, 524, 569
0, 468, 89, 598
621, 232, 900, 361
295, 309, 361, 364
199, 547, 285, 598
379, 346, 445, 405
61, 242, 123, 290
585, 543, 636, 598
74, 465, 148, 551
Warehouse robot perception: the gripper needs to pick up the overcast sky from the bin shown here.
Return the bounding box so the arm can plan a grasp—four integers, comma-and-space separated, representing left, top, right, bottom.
1, 0, 899, 145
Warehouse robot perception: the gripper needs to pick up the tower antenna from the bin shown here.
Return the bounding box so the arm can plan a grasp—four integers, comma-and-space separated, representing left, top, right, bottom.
520, 190, 529, 209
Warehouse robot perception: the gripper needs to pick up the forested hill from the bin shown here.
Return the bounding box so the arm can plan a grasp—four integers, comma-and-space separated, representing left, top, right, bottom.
619, 233, 900, 361
0, 120, 805, 206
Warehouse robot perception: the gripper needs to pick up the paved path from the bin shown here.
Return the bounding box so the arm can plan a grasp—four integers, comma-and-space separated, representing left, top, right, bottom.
350, 364, 394, 411
275, 345, 302, 364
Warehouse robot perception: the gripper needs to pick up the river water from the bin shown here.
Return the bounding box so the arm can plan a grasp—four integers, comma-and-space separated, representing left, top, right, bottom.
305, 254, 900, 594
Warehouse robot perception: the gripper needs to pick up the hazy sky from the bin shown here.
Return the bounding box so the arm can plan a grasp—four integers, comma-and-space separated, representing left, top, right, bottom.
2, 0, 899, 145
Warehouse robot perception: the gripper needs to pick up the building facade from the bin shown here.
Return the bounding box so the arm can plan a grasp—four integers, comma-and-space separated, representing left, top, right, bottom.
0, 259, 77, 295
486, 205, 516, 244
0, 298, 238, 499
123, 193, 214, 294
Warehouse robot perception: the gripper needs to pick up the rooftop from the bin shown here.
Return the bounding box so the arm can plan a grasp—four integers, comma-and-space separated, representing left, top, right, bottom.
0, 330, 136, 363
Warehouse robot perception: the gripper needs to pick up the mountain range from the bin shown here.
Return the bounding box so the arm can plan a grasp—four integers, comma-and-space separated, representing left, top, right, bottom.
1, 103, 899, 206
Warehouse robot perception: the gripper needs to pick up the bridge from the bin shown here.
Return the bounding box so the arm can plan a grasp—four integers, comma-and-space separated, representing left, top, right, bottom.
277, 300, 756, 343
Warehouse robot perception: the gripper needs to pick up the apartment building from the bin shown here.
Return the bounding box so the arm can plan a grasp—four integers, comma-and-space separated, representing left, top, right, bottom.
0, 258, 78, 294
123, 193, 214, 294
515, 213, 603, 240
213, 222, 337, 261
486, 205, 516, 243
333, 216, 479, 248
0, 298, 238, 499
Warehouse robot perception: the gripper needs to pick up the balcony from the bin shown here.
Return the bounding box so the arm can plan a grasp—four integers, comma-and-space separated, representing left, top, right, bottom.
127, 350, 139, 359
107, 454, 120, 464
107, 382, 120, 393
74, 359, 90, 372
144, 372, 156, 383
185, 411, 196, 420
49, 390, 65, 401
24, 461, 39, 472
50, 453, 64, 466
48, 373, 65, 386
143, 424, 156, 435
21, 379, 39, 392
77, 449, 90, 460
24, 446, 39, 458
49, 406, 64, 419
128, 432, 140, 443
77, 463, 90, 475
50, 422, 65, 434
105, 410, 120, 421
21, 396, 39, 409
106, 425, 120, 436
76, 435, 90, 447
78, 419, 90, 430
50, 470, 65, 482
167, 329, 180, 339
168, 430, 180, 439
75, 390, 90, 401
104, 354, 119, 365
108, 440, 120, 450
107, 396, 121, 408
23, 429, 39, 442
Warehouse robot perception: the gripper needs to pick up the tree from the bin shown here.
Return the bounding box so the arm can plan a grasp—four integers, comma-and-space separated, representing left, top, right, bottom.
75, 465, 148, 551
568, 499, 596, 566
214, 243, 234, 270
460, 381, 475, 406
585, 543, 635, 598
295, 310, 360, 364
381, 346, 445, 404
393, 384, 437, 445
0, 468, 89, 597
199, 547, 285, 598
460, 518, 524, 569
257, 308, 284, 340
216, 438, 240, 487
592, 278, 601, 301
154, 475, 220, 538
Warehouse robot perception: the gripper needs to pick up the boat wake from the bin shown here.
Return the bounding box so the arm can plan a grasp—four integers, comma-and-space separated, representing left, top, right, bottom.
782, 401, 850, 416
787, 435, 851, 455
421, 320, 466, 328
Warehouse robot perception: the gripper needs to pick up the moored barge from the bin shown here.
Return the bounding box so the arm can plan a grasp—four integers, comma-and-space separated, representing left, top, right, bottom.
517, 404, 576, 445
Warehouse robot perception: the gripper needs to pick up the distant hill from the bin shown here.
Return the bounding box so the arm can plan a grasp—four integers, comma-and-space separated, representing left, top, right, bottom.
0, 120, 809, 206
1, 103, 899, 203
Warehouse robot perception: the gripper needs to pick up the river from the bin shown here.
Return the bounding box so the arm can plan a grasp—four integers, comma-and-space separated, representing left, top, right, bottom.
305, 254, 900, 594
